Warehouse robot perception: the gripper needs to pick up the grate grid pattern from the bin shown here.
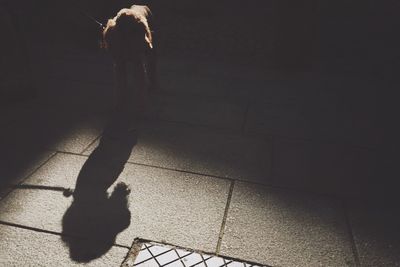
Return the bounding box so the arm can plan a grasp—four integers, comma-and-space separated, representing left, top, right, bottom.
130, 242, 264, 267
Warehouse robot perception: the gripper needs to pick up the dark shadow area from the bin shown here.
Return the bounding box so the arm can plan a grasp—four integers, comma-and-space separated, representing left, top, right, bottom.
0, 0, 393, 198
0, 105, 108, 196
61, 126, 137, 262
0, 0, 399, 263
12, 184, 74, 196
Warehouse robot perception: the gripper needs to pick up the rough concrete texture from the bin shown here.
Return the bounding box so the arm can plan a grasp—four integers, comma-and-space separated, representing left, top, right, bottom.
0, 150, 55, 199
0, 224, 128, 267
158, 58, 232, 98
84, 122, 271, 183
34, 52, 114, 86
37, 55, 268, 101
244, 76, 345, 141
157, 94, 246, 131
0, 101, 39, 128
245, 76, 379, 149
246, 100, 334, 140
10, 150, 56, 179
0, 102, 105, 155
220, 182, 356, 266
38, 78, 114, 111
14, 153, 88, 188
111, 163, 230, 251
48, 119, 103, 154
348, 201, 400, 266
157, 57, 272, 99
0, 186, 73, 235
0, 153, 230, 252
272, 137, 377, 196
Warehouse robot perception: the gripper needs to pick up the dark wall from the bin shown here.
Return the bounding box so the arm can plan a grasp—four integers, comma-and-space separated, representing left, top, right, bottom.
3, 1, 400, 72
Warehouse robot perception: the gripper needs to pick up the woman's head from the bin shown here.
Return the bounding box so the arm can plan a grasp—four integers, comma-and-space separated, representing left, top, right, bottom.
102, 7, 153, 61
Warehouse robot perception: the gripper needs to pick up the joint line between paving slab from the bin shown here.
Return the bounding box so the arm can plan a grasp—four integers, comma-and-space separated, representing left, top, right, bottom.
54, 150, 90, 157
216, 180, 235, 254
126, 161, 235, 182
342, 200, 361, 267
0, 152, 57, 201
16, 151, 57, 184
0, 220, 65, 237
127, 162, 342, 200
0, 220, 130, 249
54, 151, 236, 183
81, 134, 102, 154
53, 151, 342, 201
56, 151, 235, 182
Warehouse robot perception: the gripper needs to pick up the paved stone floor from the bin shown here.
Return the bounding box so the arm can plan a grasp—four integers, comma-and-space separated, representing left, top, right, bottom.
0, 46, 397, 266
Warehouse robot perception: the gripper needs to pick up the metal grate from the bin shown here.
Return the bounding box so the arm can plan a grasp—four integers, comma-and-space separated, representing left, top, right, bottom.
123, 240, 266, 267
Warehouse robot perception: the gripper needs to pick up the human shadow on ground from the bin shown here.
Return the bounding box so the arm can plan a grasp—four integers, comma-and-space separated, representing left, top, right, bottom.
62, 123, 137, 262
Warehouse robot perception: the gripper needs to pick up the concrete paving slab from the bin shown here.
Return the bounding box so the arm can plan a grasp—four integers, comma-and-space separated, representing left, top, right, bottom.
112, 163, 230, 252
49, 119, 104, 154
0, 150, 55, 199
220, 182, 356, 266
245, 100, 340, 141
158, 58, 229, 98
84, 122, 272, 183
246, 77, 379, 148
0, 153, 230, 252
36, 53, 266, 106
38, 78, 114, 110
0, 103, 62, 189
0, 101, 38, 128
347, 201, 400, 266
250, 75, 330, 108
0, 224, 128, 267
0, 106, 105, 154
156, 94, 246, 131
9, 150, 56, 182
34, 54, 114, 85
272, 138, 377, 196
158, 57, 272, 100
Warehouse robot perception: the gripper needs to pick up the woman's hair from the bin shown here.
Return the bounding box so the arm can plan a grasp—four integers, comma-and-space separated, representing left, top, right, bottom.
102, 7, 153, 60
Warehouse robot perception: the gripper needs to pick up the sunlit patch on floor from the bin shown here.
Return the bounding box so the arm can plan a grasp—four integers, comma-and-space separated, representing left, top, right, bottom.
122, 239, 267, 267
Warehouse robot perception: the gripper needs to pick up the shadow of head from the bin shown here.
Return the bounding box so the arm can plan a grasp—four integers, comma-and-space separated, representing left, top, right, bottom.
61, 130, 137, 262
61, 182, 131, 262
